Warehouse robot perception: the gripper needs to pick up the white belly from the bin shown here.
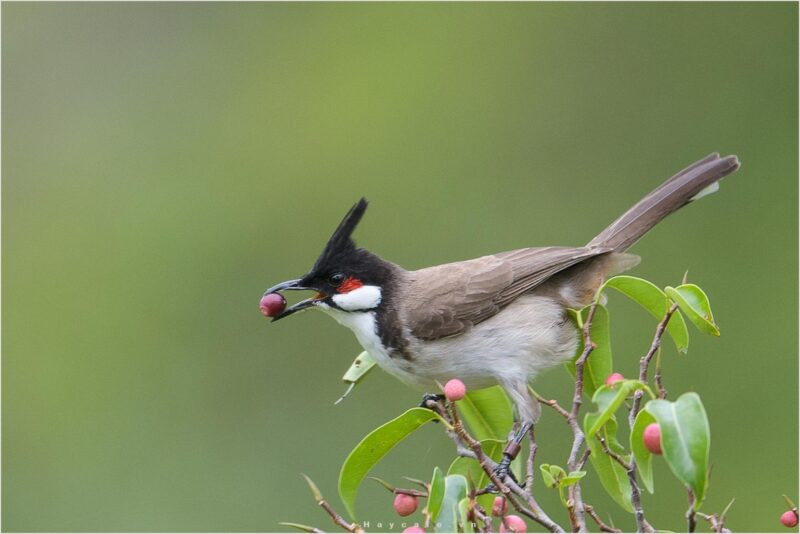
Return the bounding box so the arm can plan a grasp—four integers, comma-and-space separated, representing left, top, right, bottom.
406, 294, 579, 390
320, 294, 579, 392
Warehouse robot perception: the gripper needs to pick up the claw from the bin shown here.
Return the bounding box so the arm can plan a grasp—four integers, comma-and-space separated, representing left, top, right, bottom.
484, 455, 520, 493
483, 421, 532, 493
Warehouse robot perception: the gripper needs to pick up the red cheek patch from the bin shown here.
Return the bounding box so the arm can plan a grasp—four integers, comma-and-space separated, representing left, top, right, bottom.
338, 276, 364, 293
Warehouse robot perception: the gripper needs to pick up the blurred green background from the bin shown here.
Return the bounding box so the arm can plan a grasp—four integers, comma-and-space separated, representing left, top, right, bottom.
3, 2, 797, 532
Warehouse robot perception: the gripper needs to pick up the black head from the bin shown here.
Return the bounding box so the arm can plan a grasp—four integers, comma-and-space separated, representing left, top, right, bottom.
264, 198, 396, 320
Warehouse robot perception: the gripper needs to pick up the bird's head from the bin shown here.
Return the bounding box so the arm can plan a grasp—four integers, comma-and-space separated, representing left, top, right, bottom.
264, 198, 396, 321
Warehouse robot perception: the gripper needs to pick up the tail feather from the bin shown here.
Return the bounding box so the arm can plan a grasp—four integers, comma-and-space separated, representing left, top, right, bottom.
588, 153, 740, 251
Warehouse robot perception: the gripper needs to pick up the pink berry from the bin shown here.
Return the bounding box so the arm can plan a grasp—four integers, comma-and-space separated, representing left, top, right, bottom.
500, 514, 527, 533
403, 527, 425, 533
643, 423, 663, 455
781, 510, 798, 528
259, 293, 286, 318
393, 493, 418, 517
444, 379, 467, 401
605, 372, 625, 387
492, 496, 508, 516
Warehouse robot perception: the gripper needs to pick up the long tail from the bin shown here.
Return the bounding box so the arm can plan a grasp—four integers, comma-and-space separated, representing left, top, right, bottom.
588, 153, 740, 251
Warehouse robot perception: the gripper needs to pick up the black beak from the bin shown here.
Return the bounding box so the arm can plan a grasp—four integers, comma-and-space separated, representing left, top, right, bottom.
264, 278, 326, 322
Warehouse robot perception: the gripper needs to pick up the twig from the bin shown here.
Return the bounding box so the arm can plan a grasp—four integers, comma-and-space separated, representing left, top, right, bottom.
629, 303, 678, 421
577, 448, 591, 470
525, 425, 537, 497
584, 504, 622, 533
394, 488, 428, 498
532, 391, 570, 421
653, 349, 667, 399
302, 474, 364, 533
564, 300, 598, 533
470, 500, 492, 533
570, 302, 598, 422
697, 512, 732, 533
446, 400, 565, 533
625, 303, 678, 532
597, 436, 631, 471
687, 490, 697, 533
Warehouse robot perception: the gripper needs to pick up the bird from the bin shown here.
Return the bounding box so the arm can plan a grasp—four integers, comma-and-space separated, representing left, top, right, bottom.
263, 153, 740, 481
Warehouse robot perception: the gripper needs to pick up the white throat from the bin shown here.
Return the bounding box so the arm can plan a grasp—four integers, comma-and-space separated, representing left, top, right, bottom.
331, 285, 382, 311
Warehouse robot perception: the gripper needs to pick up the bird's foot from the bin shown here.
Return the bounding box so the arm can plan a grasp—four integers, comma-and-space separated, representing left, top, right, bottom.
483, 423, 531, 493
483, 454, 520, 493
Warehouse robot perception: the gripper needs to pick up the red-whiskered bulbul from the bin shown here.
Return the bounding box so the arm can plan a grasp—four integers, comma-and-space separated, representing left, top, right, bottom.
264, 153, 740, 481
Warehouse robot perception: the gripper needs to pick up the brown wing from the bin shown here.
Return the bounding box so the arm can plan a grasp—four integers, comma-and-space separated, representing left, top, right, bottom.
404, 246, 610, 341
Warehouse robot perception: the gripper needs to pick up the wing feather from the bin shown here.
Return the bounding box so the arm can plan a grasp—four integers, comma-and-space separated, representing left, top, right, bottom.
405, 246, 610, 340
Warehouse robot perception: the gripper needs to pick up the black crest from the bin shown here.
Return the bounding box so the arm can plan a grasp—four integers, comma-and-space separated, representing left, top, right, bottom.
311, 198, 368, 273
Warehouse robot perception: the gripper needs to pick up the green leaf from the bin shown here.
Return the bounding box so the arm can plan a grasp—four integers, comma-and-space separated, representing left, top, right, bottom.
338, 407, 442, 520
584, 413, 634, 513
458, 498, 473, 533
549, 464, 567, 479
342, 351, 377, 382
630, 410, 657, 493
586, 380, 648, 437
565, 305, 613, 398
539, 464, 557, 488
560, 471, 587, 487
665, 284, 719, 336
644, 393, 710, 508
447, 439, 504, 512
438, 475, 468, 533
336, 351, 378, 404
601, 275, 690, 353
427, 467, 446, 522
458, 385, 513, 441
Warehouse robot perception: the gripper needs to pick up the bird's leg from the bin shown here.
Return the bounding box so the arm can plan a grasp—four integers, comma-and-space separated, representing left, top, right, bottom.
490, 421, 531, 487
484, 381, 539, 492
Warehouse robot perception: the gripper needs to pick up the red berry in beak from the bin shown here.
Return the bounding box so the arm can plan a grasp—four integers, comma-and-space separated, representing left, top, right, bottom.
259, 293, 287, 318
781, 510, 798, 528
643, 423, 663, 455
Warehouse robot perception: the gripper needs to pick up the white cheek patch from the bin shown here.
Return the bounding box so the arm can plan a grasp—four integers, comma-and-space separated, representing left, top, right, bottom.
331, 285, 382, 311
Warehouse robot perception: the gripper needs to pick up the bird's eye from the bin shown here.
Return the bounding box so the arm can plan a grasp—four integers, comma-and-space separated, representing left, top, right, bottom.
328, 272, 346, 286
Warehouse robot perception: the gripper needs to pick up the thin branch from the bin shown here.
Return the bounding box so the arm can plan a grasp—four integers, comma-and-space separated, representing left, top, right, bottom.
584, 504, 622, 533
629, 303, 678, 422
302, 474, 364, 533
446, 400, 565, 533
525, 425, 537, 497
570, 301, 599, 421
597, 436, 631, 471
563, 300, 598, 533
532, 391, 570, 421
470, 500, 492, 533
653, 349, 667, 399
319, 499, 363, 533
697, 512, 732, 533
577, 448, 591, 470
687, 490, 697, 533
625, 303, 678, 532
394, 488, 428, 498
